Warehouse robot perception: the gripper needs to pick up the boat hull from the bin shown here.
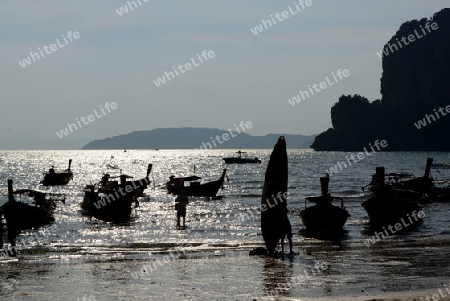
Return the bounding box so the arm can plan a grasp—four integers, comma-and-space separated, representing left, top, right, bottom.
300, 204, 349, 235
396, 177, 433, 193
361, 195, 422, 229
261, 136, 288, 254
167, 180, 223, 197
41, 172, 73, 186
223, 158, 261, 164
166, 170, 226, 198
126, 177, 150, 197
81, 187, 135, 221
1, 201, 54, 231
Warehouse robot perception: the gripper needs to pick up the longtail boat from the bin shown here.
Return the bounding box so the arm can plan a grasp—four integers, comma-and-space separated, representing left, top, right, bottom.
1, 180, 59, 254
362, 167, 423, 229
80, 164, 152, 220
98, 164, 152, 198
166, 169, 227, 198
300, 176, 349, 237
223, 151, 261, 164
41, 159, 73, 186
364, 158, 434, 196
391, 158, 434, 194
81, 175, 137, 221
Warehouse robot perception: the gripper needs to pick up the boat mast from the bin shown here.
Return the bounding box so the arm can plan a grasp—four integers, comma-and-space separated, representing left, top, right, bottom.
7, 179, 15, 203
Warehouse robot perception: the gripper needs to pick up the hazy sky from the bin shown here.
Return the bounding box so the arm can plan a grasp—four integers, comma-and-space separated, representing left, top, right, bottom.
1, 0, 448, 149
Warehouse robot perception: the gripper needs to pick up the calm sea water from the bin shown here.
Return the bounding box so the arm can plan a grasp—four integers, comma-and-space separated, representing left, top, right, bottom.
1, 150, 450, 300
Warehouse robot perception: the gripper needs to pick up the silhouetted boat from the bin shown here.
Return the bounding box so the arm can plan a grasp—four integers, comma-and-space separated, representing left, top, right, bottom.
223, 151, 261, 164
389, 158, 434, 195
125, 164, 152, 197
365, 172, 414, 194
362, 167, 422, 229
98, 164, 152, 198
1, 180, 60, 253
80, 164, 152, 220
365, 158, 434, 196
41, 159, 73, 186
261, 136, 289, 254
365, 158, 450, 202
166, 169, 227, 198
81, 175, 138, 221
299, 176, 349, 237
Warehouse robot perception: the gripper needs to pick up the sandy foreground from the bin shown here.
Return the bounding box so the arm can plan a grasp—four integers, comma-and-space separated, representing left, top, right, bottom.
1, 243, 450, 301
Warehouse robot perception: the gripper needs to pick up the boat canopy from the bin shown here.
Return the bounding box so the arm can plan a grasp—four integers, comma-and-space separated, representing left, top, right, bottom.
13, 189, 47, 195
108, 174, 134, 179
13, 189, 65, 197
386, 172, 414, 179
169, 175, 202, 181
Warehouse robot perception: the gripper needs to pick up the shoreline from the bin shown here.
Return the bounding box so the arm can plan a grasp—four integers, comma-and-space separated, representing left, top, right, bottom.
2, 243, 450, 300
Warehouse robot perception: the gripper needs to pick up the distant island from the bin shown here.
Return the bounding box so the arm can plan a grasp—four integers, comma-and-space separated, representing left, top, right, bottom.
81, 127, 316, 150
312, 8, 450, 151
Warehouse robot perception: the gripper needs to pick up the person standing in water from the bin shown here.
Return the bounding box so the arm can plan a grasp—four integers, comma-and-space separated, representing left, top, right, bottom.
280, 206, 293, 254
175, 190, 189, 228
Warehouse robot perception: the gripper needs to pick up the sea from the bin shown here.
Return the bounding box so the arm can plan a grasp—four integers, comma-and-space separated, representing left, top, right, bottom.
1, 149, 450, 301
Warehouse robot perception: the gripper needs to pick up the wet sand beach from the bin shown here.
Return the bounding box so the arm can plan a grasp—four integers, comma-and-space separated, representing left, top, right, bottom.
2, 238, 450, 300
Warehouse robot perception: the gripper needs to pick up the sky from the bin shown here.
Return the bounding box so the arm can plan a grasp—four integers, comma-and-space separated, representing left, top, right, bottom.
0, 0, 448, 149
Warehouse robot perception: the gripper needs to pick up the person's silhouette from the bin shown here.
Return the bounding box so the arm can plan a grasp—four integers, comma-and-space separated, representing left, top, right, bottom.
175, 190, 189, 228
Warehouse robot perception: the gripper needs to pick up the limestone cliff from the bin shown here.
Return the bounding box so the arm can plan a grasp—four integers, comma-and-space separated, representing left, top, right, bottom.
312, 8, 450, 151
